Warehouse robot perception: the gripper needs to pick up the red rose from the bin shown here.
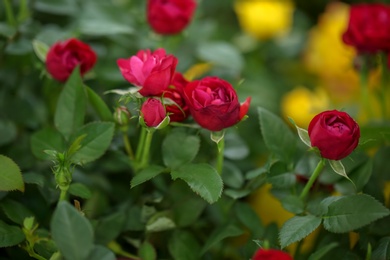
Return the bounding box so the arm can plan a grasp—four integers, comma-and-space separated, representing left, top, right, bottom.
164, 73, 190, 122
342, 4, 390, 53
140, 98, 166, 127
147, 0, 197, 35
252, 248, 293, 260
45, 38, 97, 82
183, 76, 251, 131
117, 48, 178, 97
308, 110, 360, 160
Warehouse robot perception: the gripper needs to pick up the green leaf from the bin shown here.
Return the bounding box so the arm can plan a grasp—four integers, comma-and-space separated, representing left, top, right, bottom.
51, 201, 94, 260
146, 211, 176, 233
335, 159, 373, 194
171, 163, 223, 204
87, 245, 115, 260
279, 215, 322, 249
85, 86, 113, 122
163, 131, 200, 169
281, 195, 304, 214
95, 211, 126, 245
323, 194, 390, 233
131, 165, 165, 188
308, 242, 339, 260
34, 0, 78, 15
32, 39, 49, 62
22, 172, 46, 187
69, 122, 115, 164
258, 107, 296, 163
234, 202, 264, 238
30, 127, 65, 160
68, 183, 92, 199
329, 160, 354, 185
201, 225, 243, 255
138, 241, 156, 260
0, 155, 24, 192
0, 120, 17, 146
168, 230, 201, 260
224, 131, 249, 160
54, 67, 86, 141
372, 237, 390, 260
0, 220, 25, 247
0, 199, 34, 225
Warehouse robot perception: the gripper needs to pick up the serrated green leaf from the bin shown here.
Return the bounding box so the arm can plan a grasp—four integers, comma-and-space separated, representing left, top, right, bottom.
171, 164, 223, 204
281, 195, 304, 214
0, 199, 34, 225
30, 127, 65, 160
308, 242, 339, 260
85, 86, 113, 122
54, 67, 86, 141
168, 230, 201, 260
201, 225, 243, 255
131, 165, 165, 188
372, 237, 390, 260
69, 122, 115, 164
68, 183, 92, 199
138, 241, 156, 260
0, 155, 24, 192
323, 194, 390, 233
32, 39, 49, 62
163, 131, 200, 169
0, 220, 25, 247
86, 245, 115, 260
51, 202, 94, 260
258, 107, 296, 163
279, 215, 322, 249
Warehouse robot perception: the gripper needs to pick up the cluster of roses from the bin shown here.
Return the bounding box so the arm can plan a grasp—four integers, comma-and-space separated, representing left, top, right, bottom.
343, 3, 390, 65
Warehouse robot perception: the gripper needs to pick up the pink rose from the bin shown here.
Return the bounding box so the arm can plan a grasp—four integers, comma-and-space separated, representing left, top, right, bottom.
140, 98, 166, 127
308, 110, 360, 160
45, 38, 97, 82
117, 48, 178, 97
342, 4, 390, 53
252, 248, 293, 260
183, 76, 251, 131
164, 73, 190, 122
147, 0, 197, 35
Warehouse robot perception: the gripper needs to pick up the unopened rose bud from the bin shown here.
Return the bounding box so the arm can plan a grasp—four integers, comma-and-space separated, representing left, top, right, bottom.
114, 106, 131, 129
140, 98, 166, 128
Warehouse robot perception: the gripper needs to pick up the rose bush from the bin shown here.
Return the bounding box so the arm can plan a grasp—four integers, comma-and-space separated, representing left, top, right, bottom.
183, 76, 251, 131
342, 4, 390, 53
147, 0, 197, 35
117, 48, 178, 96
308, 110, 360, 160
140, 98, 166, 127
45, 38, 97, 82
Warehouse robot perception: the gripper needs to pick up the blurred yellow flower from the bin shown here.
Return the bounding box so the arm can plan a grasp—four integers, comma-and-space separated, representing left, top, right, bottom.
184, 63, 213, 81
281, 86, 329, 128
234, 0, 294, 40
303, 2, 359, 103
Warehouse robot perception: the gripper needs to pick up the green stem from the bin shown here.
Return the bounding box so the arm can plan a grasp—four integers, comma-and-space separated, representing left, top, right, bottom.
3, 0, 17, 27
59, 187, 68, 202
299, 158, 325, 200
122, 133, 135, 161
360, 56, 373, 119
139, 130, 154, 170
135, 127, 147, 162
216, 137, 225, 175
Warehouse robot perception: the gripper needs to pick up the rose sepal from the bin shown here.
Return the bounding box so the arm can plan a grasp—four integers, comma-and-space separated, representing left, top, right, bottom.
328, 159, 356, 187
139, 115, 170, 131
289, 117, 311, 148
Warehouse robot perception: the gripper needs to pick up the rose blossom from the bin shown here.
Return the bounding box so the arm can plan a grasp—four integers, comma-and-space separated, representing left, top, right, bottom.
183, 76, 251, 131
252, 248, 293, 260
342, 4, 390, 53
45, 38, 97, 82
147, 0, 197, 35
140, 98, 166, 127
308, 110, 360, 160
117, 48, 178, 97
164, 72, 190, 122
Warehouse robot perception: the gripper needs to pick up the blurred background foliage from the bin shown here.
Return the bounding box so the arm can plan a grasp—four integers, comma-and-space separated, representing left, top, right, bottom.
1, 0, 390, 259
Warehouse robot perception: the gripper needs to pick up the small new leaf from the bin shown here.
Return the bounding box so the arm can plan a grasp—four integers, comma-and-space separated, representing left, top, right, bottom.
32, 39, 49, 62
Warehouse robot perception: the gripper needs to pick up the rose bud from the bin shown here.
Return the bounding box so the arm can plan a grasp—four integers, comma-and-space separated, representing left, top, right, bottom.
140, 98, 166, 127
117, 48, 178, 97
46, 38, 97, 82
183, 76, 251, 131
342, 4, 390, 53
308, 110, 360, 160
252, 248, 293, 260
147, 0, 197, 35
164, 73, 190, 122
114, 106, 131, 129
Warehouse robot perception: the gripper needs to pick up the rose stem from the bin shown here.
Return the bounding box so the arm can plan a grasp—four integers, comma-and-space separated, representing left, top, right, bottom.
135, 126, 147, 163
299, 158, 326, 200
216, 136, 225, 175
122, 133, 135, 161
139, 130, 154, 170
